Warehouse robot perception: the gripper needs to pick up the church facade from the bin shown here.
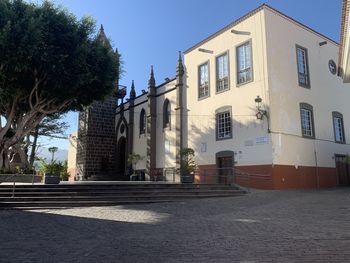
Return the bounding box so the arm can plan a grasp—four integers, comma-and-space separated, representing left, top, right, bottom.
77, 4, 350, 189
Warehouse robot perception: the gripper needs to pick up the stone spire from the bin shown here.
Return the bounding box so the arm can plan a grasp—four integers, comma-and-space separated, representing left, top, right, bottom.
148, 65, 156, 88
97, 24, 112, 50
129, 80, 136, 100
176, 51, 184, 76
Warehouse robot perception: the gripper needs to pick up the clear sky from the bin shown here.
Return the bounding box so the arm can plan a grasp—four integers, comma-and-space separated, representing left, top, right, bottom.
32, 0, 342, 150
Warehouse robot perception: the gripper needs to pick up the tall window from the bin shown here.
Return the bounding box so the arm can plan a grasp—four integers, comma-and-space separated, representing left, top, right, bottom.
198, 62, 209, 98
296, 45, 310, 87
139, 108, 146, 135
163, 99, 171, 128
237, 40, 252, 85
333, 112, 345, 143
300, 103, 315, 138
216, 109, 232, 140
216, 52, 229, 92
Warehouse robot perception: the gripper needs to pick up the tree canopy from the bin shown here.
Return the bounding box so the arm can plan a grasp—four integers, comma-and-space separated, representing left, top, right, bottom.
0, 0, 120, 169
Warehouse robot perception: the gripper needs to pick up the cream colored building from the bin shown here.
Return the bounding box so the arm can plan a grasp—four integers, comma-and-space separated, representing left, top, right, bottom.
67, 132, 77, 181
114, 4, 350, 188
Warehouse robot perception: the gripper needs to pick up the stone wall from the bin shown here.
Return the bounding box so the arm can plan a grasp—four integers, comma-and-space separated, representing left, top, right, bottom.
76, 97, 117, 180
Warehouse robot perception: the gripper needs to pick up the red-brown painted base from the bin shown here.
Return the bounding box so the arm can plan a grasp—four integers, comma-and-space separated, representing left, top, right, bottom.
196, 164, 337, 189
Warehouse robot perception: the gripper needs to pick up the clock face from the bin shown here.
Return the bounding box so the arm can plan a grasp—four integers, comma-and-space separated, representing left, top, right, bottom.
328, 60, 337, 75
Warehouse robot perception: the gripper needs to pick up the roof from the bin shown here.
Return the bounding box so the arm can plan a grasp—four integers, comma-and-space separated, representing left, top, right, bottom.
184, 4, 339, 54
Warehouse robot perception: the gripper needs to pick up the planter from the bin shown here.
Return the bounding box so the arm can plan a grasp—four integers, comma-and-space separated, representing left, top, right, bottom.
181, 175, 194, 183
44, 173, 60, 184
130, 174, 138, 181
0, 174, 42, 183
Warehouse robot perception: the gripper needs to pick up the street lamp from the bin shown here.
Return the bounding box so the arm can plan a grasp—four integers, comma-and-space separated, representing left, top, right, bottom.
254, 96, 270, 133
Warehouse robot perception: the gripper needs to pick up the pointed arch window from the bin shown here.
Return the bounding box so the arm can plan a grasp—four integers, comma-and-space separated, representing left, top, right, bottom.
163, 99, 171, 128
139, 108, 146, 135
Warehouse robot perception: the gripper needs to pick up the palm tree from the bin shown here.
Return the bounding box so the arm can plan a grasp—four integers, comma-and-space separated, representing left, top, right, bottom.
48, 147, 58, 163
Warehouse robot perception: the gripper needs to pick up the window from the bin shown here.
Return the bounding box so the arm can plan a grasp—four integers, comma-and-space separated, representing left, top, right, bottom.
198, 62, 209, 98
216, 52, 229, 92
139, 108, 146, 135
332, 112, 345, 143
237, 40, 253, 85
163, 99, 171, 128
300, 103, 315, 138
296, 45, 310, 87
216, 109, 232, 140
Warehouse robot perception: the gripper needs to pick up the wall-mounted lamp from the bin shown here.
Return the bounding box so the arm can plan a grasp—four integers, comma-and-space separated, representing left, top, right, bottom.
254, 96, 270, 133
319, 41, 327, 46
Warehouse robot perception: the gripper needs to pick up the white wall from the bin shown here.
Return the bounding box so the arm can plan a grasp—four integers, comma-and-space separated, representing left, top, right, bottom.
184, 9, 273, 166
265, 8, 350, 167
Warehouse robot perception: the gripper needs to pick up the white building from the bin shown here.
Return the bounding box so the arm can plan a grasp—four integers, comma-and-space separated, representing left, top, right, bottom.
113, 4, 350, 189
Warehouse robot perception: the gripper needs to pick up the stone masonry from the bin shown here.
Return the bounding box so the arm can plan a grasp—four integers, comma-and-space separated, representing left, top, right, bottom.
76, 97, 117, 180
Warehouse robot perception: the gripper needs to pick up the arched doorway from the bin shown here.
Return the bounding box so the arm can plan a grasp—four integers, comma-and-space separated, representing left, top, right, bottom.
117, 137, 127, 177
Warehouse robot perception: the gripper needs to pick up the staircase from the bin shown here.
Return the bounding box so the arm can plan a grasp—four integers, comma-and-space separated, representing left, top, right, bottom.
0, 182, 246, 209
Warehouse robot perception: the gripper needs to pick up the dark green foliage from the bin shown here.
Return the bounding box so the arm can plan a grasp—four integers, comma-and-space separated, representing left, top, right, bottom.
0, 0, 119, 113
179, 148, 196, 175
39, 158, 70, 180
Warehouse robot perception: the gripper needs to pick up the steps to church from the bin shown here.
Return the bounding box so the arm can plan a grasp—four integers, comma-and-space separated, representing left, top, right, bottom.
0, 182, 246, 208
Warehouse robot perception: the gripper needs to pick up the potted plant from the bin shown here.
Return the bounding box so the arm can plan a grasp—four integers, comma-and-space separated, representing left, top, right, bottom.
127, 153, 143, 181
179, 148, 196, 183
40, 158, 61, 184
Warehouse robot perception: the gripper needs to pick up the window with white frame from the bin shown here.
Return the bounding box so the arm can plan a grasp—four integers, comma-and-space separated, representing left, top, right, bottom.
296, 45, 310, 87
333, 112, 345, 143
300, 103, 314, 138
237, 41, 252, 85
198, 62, 209, 98
216, 52, 229, 92
216, 110, 232, 140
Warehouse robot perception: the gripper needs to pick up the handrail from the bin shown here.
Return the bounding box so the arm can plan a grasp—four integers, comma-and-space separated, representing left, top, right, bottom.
0, 172, 38, 197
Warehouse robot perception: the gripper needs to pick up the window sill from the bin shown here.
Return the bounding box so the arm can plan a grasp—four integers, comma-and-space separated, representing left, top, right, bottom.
216, 87, 230, 95
236, 78, 253, 87
216, 136, 232, 141
301, 135, 315, 139
298, 83, 311, 89
198, 95, 210, 101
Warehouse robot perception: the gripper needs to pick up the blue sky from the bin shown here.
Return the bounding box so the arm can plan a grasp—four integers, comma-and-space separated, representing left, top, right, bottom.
32, 0, 342, 150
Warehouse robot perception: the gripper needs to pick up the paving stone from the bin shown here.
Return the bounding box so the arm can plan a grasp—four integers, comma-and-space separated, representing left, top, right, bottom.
0, 188, 349, 262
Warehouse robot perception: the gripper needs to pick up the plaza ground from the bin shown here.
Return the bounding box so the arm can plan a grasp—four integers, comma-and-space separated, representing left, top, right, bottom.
0, 188, 349, 262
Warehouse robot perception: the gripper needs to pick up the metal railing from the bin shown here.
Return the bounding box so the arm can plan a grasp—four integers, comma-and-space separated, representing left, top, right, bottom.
195, 167, 235, 185
0, 172, 37, 198
195, 167, 272, 192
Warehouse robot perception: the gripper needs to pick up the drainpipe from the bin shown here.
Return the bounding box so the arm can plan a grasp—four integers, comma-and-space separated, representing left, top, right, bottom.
314, 140, 319, 189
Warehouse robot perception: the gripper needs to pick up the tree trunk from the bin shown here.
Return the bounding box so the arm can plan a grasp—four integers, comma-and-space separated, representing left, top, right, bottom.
29, 126, 39, 167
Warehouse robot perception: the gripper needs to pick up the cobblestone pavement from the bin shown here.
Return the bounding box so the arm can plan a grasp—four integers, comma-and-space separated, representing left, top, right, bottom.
1, 188, 350, 263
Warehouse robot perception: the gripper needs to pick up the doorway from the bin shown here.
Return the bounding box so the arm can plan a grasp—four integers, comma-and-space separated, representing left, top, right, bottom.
117, 137, 127, 177
216, 151, 235, 184
335, 154, 350, 186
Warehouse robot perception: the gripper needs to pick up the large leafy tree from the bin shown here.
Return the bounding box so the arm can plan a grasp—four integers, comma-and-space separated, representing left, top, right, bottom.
0, 0, 120, 169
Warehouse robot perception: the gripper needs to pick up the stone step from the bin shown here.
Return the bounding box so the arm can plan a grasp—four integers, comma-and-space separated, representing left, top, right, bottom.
0, 183, 240, 189
0, 194, 243, 208
0, 189, 245, 197
0, 183, 246, 208
0, 191, 244, 201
